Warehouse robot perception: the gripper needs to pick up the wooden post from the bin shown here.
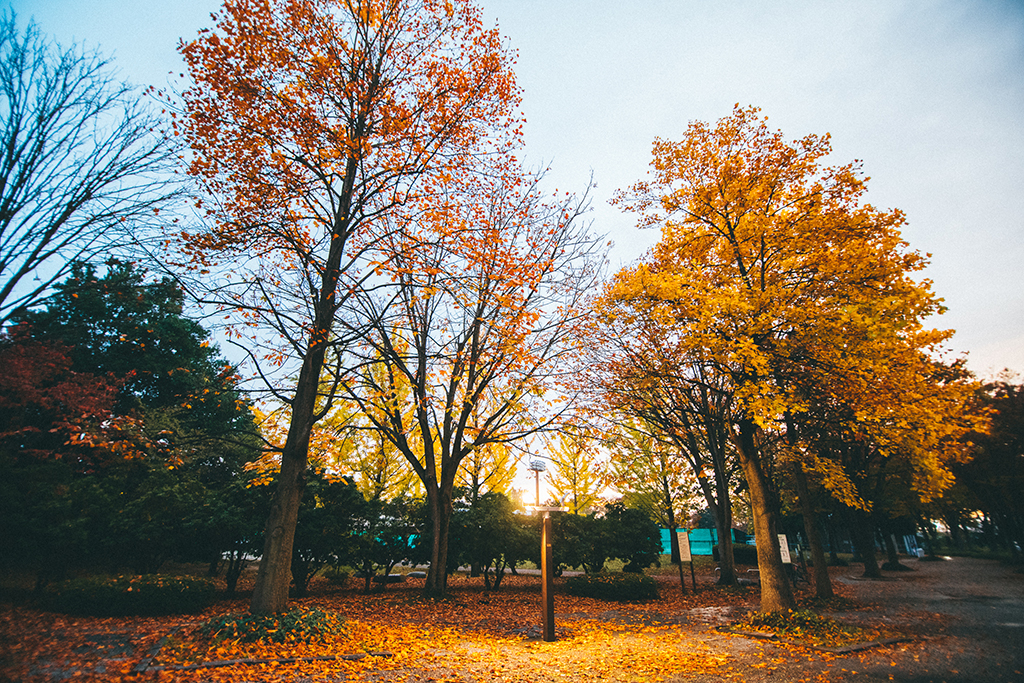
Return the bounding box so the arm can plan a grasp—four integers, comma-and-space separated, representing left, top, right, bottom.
542, 512, 555, 641
677, 530, 697, 593
674, 530, 687, 594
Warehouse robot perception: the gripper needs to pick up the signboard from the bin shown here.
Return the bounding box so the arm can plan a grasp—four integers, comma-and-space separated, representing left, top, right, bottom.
676, 531, 692, 562
778, 534, 791, 564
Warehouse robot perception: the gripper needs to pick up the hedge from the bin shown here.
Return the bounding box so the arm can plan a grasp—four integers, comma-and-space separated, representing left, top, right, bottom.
564, 572, 658, 601
41, 574, 217, 616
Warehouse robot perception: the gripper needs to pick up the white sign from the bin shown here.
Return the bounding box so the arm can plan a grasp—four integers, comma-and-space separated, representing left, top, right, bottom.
676, 531, 692, 562
778, 534, 791, 564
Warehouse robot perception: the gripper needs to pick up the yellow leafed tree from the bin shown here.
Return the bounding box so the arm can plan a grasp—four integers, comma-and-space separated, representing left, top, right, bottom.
606, 105, 977, 612
546, 429, 607, 515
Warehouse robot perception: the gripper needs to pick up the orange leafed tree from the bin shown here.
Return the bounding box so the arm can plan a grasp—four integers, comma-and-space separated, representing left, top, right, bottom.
173, 0, 520, 613
606, 105, 967, 612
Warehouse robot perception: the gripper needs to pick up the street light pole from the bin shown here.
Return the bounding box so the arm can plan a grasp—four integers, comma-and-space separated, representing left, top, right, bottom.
527, 458, 563, 642
541, 510, 554, 641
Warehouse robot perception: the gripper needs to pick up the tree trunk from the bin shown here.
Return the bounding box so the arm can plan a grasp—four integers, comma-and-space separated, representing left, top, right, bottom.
733, 419, 795, 612
849, 508, 882, 578
225, 549, 244, 595
424, 484, 454, 597
827, 519, 844, 565
250, 347, 324, 613
794, 463, 833, 599
664, 482, 681, 565
881, 529, 907, 571
668, 521, 681, 565
712, 474, 738, 585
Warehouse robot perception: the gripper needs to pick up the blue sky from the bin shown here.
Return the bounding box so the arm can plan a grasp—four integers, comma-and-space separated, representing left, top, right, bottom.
10, 0, 1024, 379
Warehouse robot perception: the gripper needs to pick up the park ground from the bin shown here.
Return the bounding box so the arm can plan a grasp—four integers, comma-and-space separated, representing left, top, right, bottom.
2, 555, 1022, 683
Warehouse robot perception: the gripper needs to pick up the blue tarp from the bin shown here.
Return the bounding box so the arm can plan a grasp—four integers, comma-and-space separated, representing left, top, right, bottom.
659, 528, 751, 555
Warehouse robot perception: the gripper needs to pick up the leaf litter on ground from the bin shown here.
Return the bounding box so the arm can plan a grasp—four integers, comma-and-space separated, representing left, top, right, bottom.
1, 569, 920, 682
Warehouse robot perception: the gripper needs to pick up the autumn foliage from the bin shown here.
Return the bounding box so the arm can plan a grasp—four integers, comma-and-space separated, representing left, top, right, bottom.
597, 105, 979, 612
0, 327, 134, 467
172, 0, 524, 612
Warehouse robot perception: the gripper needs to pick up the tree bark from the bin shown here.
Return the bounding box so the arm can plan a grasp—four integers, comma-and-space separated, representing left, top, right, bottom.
733, 419, 795, 612
424, 482, 454, 597
712, 473, 738, 585
664, 479, 681, 565
827, 519, 844, 565
793, 462, 833, 599
250, 345, 325, 613
849, 507, 882, 578
881, 526, 907, 571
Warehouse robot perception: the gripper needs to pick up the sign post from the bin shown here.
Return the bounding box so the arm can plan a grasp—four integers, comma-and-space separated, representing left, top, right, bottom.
676, 530, 697, 593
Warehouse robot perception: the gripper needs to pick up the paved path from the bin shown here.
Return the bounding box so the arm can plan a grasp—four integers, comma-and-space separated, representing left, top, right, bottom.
831, 556, 1024, 682
685, 556, 1024, 683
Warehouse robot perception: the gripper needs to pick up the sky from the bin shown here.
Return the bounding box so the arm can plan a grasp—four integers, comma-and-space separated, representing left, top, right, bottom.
10, 0, 1024, 380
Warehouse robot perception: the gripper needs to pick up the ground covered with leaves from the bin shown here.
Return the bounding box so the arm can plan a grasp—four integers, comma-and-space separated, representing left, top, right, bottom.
0, 563, 997, 683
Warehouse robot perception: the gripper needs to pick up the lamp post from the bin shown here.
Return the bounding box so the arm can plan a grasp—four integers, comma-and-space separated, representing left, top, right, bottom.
526, 458, 565, 641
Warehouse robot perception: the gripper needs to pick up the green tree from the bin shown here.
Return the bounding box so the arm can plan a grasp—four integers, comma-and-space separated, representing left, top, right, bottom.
350, 496, 419, 593
291, 473, 365, 597
17, 260, 251, 445
3, 262, 262, 582
450, 491, 534, 589
602, 501, 662, 573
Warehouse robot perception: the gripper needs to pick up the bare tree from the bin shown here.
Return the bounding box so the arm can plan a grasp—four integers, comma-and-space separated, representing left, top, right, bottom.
342, 169, 604, 596
0, 13, 176, 323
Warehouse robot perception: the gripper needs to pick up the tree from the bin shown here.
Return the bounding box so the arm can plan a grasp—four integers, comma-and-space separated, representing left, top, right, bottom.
350, 495, 418, 593
0, 328, 132, 466
0, 329, 135, 585
547, 428, 607, 515
548, 502, 660, 575
174, 0, 521, 612
449, 491, 533, 589
0, 13, 176, 324
602, 501, 662, 573
457, 440, 520, 505
608, 105, 965, 612
590, 332, 743, 584
2, 263, 263, 584
607, 418, 697, 564
15, 260, 256, 461
956, 378, 1024, 556
290, 473, 364, 597
342, 168, 602, 596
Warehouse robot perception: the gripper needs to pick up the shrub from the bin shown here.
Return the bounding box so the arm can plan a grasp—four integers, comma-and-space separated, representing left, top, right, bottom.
729, 607, 906, 648
323, 566, 350, 586
41, 574, 216, 616
200, 607, 344, 644
564, 572, 658, 601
